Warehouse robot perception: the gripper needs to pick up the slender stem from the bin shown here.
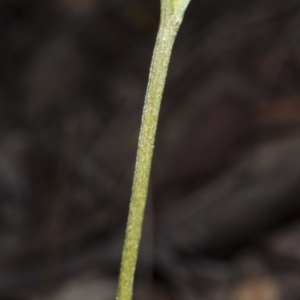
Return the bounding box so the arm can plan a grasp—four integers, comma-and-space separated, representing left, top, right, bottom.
117, 17, 180, 300
116, 7, 186, 300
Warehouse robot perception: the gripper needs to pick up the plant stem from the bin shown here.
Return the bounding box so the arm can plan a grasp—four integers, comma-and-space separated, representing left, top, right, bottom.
116, 4, 189, 300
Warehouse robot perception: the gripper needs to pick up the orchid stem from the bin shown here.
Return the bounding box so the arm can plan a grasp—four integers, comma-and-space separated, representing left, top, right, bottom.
116, 1, 191, 300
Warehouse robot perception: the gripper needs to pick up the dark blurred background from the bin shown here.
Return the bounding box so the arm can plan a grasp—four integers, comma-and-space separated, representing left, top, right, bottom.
2, 0, 300, 299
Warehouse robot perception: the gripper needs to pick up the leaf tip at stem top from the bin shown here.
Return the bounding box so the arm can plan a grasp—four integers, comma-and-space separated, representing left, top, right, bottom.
172, 0, 191, 13
161, 0, 191, 18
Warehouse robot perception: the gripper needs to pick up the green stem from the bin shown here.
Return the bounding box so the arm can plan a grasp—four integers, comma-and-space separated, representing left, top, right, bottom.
116, 2, 190, 300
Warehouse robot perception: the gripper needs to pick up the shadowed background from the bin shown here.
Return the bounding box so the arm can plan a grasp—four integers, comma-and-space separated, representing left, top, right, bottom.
2, 0, 300, 299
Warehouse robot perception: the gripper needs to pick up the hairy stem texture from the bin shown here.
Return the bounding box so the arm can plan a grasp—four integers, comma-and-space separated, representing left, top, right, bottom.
116, 7, 186, 300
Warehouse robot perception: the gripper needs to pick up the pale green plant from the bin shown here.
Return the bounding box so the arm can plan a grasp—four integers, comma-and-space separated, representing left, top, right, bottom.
116, 1, 192, 300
